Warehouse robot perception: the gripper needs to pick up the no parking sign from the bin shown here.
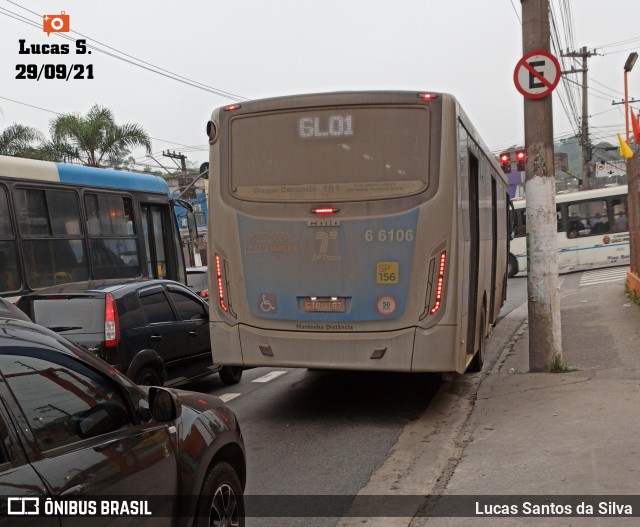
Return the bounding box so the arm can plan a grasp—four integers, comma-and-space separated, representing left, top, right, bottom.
513, 50, 561, 99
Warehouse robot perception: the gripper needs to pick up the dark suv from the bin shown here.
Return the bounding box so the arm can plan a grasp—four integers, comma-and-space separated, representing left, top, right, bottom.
17, 278, 243, 387
0, 316, 245, 526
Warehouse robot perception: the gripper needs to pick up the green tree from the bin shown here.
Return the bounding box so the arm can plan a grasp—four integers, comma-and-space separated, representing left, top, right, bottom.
0, 123, 43, 156
49, 104, 152, 167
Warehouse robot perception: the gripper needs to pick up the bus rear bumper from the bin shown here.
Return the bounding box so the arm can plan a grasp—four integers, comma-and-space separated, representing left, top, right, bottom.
210, 322, 459, 372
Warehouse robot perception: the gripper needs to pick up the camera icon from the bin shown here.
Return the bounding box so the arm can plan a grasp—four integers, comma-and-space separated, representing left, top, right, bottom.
43, 11, 70, 36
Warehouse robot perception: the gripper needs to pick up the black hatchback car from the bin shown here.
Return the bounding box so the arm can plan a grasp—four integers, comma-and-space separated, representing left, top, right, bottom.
17, 278, 243, 387
0, 316, 245, 526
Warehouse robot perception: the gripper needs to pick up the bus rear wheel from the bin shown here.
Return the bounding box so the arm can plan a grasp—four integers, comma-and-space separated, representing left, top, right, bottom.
219, 366, 243, 385
468, 311, 486, 372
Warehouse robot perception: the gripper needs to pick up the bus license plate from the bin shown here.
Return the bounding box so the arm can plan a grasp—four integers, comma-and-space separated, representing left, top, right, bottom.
303, 297, 346, 313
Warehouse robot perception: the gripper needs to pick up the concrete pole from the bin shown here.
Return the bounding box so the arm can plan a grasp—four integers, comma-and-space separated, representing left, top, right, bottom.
581, 48, 591, 190
521, 0, 563, 371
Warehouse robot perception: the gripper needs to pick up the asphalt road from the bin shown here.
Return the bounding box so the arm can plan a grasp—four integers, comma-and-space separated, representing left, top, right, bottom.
181, 267, 628, 526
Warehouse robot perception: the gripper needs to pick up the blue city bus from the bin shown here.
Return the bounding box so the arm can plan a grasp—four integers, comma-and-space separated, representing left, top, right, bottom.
0, 155, 186, 299
206, 91, 510, 374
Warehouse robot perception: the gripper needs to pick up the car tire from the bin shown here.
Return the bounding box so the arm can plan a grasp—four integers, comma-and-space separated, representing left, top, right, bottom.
135, 366, 162, 386
193, 462, 245, 527
219, 366, 243, 386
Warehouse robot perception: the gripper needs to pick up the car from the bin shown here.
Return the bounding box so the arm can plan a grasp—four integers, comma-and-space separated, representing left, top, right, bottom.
16, 278, 243, 387
0, 316, 245, 526
186, 266, 209, 300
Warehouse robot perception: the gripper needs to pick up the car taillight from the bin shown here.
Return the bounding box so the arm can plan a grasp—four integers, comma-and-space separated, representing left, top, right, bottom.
105, 293, 120, 347
200, 289, 209, 300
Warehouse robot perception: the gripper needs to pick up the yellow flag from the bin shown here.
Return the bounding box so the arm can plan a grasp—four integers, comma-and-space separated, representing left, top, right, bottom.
618, 133, 634, 159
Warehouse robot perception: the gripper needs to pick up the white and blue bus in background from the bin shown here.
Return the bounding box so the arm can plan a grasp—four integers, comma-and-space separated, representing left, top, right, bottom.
205, 91, 510, 374
0, 155, 186, 300
509, 185, 629, 277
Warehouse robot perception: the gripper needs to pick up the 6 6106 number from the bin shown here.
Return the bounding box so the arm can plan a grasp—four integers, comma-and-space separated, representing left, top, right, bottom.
364, 229, 414, 242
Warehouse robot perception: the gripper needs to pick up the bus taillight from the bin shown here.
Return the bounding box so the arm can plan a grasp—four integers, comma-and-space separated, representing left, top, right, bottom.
215, 254, 236, 317
215, 254, 228, 312
417, 93, 438, 101
224, 104, 242, 111
430, 251, 447, 315
310, 207, 340, 215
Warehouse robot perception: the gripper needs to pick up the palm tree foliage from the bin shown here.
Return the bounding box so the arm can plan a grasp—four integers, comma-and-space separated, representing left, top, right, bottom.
0, 123, 43, 156
49, 104, 152, 167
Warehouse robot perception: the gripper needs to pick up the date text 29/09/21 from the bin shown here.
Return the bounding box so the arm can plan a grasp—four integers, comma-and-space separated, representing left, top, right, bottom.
16, 38, 94, 81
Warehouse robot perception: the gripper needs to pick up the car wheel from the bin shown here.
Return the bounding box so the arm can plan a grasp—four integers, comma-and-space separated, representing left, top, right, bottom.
507, 254, 518, 278
219, 366, 243, 386
135, 366, 162, 386
193, 462, 245, 527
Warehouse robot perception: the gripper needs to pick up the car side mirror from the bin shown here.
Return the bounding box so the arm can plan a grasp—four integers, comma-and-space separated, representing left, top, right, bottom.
149, 387, 181, 422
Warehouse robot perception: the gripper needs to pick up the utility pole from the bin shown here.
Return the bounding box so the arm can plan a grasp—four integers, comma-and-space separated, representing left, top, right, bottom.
163, 150, 187, 173
562, 47, 598, 190
522, 0, 563, 371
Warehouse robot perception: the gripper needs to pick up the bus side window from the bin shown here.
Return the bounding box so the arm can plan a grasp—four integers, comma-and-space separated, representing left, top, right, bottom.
567, 200, 609, 238
567, 204, 586, 238
556, 206, 564, 233
514, 209, 526, 238
16, 188, 89, 289
611, 197, 629, 232
0, 187, 21, 293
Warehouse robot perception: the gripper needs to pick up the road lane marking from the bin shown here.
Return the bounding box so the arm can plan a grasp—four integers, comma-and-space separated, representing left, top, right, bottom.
219, 393, 241, 402
579, 267, 628, 287
252, 370, 288, 383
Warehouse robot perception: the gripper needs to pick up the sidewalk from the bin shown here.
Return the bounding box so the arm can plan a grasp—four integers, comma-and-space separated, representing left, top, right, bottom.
411, 275, 640, 526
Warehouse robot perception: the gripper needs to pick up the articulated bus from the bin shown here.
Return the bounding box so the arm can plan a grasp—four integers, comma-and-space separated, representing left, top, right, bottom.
206, 91, 509, 373
0, 155, 186, 300
509, 185, 629, 277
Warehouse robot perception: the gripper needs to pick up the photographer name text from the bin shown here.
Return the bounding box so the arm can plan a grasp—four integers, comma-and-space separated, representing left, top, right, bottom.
476, 500, 633, 517
15, 38, 94, 81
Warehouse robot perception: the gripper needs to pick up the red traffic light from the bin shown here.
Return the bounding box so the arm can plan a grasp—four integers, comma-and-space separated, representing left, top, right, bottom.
516, 149, 526, 171
499, 152, 511, 174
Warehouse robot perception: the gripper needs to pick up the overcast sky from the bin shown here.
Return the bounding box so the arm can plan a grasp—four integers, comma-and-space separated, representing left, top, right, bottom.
1, 0, 639, 169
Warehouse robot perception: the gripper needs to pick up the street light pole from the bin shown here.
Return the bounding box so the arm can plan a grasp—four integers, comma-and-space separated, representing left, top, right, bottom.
624, 52, 640, 297
624, 52, 638, 143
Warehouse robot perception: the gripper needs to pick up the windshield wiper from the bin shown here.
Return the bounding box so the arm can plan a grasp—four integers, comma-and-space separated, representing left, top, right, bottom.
46, 326, 83, 332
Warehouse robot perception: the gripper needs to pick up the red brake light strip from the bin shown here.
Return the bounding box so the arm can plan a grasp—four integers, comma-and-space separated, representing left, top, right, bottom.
215, 254, 229, 312
430, 251, 447, 314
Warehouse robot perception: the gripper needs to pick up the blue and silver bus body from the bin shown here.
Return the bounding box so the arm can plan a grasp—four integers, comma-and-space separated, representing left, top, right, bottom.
207, 92, 508, 373
0, 155, 170, 194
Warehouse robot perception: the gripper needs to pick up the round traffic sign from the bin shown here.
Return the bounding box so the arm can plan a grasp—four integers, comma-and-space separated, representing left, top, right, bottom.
513, 50, 561, 99
376, 295, 397, 316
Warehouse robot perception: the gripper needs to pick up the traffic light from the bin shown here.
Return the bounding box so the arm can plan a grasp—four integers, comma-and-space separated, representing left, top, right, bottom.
499, 152, 511, 174
516, 149, 526, 172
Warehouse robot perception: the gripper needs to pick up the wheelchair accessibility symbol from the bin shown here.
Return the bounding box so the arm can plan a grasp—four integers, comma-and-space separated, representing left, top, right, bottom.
259, 293, 277, 313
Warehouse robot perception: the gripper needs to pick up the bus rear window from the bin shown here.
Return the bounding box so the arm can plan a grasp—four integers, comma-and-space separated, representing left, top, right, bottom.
230, 106, 430, 201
